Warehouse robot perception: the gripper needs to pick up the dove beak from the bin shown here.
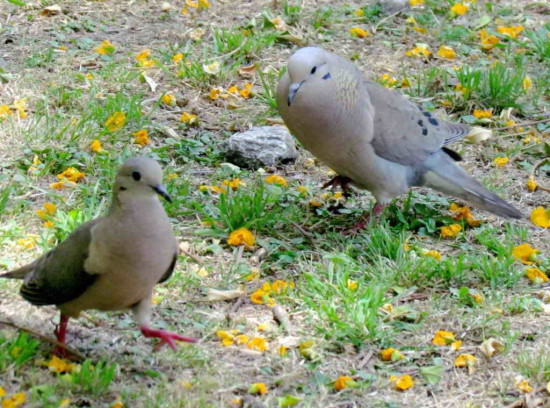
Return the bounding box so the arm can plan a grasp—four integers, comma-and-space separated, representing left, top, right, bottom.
152, 184, 172, 203
287, 81, 304, 106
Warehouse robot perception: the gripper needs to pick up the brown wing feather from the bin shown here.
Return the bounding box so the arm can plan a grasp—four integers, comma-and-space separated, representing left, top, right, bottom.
364, 80, 469, 166
16, 219, 101, 306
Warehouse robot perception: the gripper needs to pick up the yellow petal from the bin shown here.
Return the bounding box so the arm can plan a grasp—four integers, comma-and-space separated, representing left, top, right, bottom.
530, 207, 550, 229
334, 375, 355, 390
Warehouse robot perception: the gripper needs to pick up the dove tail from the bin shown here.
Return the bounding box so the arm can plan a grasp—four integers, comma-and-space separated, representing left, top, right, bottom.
0, 265, 32, 279
422, 155, 522, 219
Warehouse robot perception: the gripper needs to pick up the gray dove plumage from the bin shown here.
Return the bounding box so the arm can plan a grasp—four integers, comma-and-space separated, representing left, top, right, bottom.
1, 157, 196, 354
277, 47, 522, 221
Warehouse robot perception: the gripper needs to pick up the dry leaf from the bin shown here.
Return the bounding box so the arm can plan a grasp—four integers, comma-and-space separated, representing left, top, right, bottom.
277, 336, 301, 348
534, 290, 550, 303
238, 64, 256, 78
142, 74, 158, 92
277, 34, 307, 46
189, 28, 205, 41
465, 126, 492, 144
206, 288, 246, 301
40, 5, 62, 16
499, 107, 514, 122
157, 125, 179, 139
203, 61, 220, 75
479, 338, 504, 358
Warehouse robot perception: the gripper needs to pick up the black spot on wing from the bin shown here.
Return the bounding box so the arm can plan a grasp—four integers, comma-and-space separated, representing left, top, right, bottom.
422, 111, 431, 118
417, 120, 424, 127
428, 117, 439, 126
422, 128, 428, 136
322, 72, 331, 80
442, 147, 462, 161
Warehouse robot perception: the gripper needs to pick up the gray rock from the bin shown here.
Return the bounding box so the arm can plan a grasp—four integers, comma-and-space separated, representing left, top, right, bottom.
224, 126, 297, 169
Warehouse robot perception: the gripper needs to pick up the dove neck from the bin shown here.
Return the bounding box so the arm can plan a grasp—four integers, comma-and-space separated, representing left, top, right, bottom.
109, 187, 161, 214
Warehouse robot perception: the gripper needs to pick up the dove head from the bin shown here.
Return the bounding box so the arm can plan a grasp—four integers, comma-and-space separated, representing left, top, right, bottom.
114, 157, 172, 205
286, 47, 331, 106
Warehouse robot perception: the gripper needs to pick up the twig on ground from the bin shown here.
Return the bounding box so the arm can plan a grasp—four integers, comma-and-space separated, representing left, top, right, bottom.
371, 10, 402, 34
494, 117, 550, 131
291, 221, 314, 240
529, 158, 550, 192
356, 349, 374, 370
0, 319, 86, 360
271, 304, 295, 335
179, 247, 204, 265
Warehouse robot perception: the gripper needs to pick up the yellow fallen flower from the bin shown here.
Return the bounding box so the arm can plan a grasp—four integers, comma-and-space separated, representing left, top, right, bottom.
497, 25, 524, 39
526, 178, 537, 192
347, 279, 358, 291
437, 45, 456, 60
36, 202, 56, 219
265, 174, 287, 187
90, 139, 103, 153
525, 268, 549, 283
440, 224, 462, 238
512, 243, 539, 265
249, 383, 268, 395
389, 374, 414, 391
161, 94, 176, 106
479, 29, 499, 49
104, 111, 126, 131
180, 112, 198, 124
473, 109, 492, 119
530, 207, 549, 228
450, 3, 468, 16
424, 250, 442, 261
133, 129, 150, 146
515, 379, 532, 393
221, 178, 244, 191
46, 355, 77, 374
247, 337, 268, 352
94, 40, 115, 55
493, 157, 508, 167
1, 392, 26, 408
349, 27, 370, 38
454, 354, 476, 368
432, 330, 455, 346
334, 375, 355, 390
406, 44, 431, 58
380, 347, 405, 361
227, 227, 255, 247
57, 167, 85, 183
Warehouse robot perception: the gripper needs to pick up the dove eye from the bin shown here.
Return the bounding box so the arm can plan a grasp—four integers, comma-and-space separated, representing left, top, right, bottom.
310, 66, 317, 75
132, 171, 141, 181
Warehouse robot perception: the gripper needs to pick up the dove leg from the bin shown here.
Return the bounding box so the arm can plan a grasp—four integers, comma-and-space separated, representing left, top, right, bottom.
132, 297, 197, 351
322, 175, 354, 197
346, 202, 387, 233
53, 314, 69, 357
140, 327, 197, 351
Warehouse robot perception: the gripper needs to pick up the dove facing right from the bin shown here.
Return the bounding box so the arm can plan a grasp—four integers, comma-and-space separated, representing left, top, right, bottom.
1, 157, 196, 355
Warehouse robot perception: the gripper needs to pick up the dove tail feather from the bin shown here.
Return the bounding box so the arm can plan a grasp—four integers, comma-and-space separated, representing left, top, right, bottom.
0, 265, 32, 279
422, 157, 522, 219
